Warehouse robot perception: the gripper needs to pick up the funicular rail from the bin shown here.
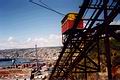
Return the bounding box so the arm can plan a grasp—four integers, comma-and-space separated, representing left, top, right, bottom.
49, 0, 120, 80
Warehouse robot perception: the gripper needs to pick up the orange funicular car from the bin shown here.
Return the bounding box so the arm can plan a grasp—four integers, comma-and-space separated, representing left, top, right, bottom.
61, 12, 84, 34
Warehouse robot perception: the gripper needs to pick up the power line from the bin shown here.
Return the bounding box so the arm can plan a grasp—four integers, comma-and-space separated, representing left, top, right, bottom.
29, 0, 65, 16
29, 0, 82, 21
39, 0, 50, 8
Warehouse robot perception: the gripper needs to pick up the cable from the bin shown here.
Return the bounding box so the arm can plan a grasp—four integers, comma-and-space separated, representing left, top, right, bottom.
39, 0, 50, 8
29, 0, 65, 16
30, 0, 86, 24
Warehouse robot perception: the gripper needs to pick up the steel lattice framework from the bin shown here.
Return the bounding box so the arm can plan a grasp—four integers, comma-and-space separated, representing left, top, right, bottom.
49, 0, 120, 80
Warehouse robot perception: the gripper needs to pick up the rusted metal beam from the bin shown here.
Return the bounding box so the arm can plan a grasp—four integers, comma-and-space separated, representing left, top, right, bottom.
49, 0, 91, 79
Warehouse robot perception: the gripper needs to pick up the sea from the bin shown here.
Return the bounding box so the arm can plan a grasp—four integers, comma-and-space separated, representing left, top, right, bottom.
0, 58, 31, 67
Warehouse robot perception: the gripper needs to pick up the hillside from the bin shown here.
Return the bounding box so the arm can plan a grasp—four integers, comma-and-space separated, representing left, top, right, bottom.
0, 47, 62, 64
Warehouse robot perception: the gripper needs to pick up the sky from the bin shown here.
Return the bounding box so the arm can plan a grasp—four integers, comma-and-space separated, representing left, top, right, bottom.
0, 0, 82, 49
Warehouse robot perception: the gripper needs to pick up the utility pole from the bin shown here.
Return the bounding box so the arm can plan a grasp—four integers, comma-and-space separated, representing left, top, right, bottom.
35, 44, 38, 71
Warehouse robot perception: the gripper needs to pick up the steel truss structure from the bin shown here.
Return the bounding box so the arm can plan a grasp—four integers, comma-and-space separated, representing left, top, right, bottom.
49, 0, 120, 80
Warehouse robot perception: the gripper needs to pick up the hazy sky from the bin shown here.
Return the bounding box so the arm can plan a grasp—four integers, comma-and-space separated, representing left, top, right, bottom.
0, 0, 82, 49
0, 0, 119, 49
